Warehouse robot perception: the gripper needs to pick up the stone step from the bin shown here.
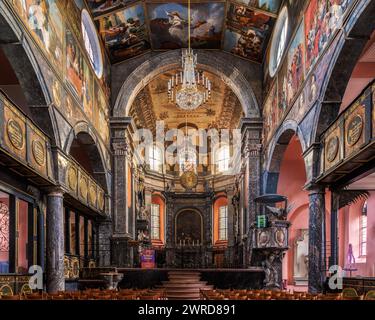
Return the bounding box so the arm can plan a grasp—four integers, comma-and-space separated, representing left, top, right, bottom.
160, 271, 213, 300
162, 282, 209, 288
164, 278, 204, 283
164, 286, 213, 293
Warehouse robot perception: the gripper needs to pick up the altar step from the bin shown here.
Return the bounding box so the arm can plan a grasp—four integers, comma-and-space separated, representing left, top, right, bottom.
159, 271, 213, 300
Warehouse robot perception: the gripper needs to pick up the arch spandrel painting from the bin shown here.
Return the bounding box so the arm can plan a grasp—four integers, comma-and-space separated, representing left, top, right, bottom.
262, 0, 355, 146
7, 0, 111, 149
12, 0, 64, 74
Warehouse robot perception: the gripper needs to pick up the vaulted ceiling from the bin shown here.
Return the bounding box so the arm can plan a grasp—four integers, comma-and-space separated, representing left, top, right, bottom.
129, 70, 244, 132
87, 0, 281, 64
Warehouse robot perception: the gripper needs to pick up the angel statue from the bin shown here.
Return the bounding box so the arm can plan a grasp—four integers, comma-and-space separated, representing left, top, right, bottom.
266, 203, 293, 221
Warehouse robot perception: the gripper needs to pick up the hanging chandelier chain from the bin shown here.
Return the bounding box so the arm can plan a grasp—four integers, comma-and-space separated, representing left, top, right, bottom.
166, 0, 212, 111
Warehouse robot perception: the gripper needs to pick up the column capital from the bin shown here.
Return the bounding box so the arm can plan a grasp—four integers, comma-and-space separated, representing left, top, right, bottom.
304, 183, 325, 195
112, 140, 129, 156
45, 186, 64, 197
110, 116, 132, 130
240, 117, 263, 131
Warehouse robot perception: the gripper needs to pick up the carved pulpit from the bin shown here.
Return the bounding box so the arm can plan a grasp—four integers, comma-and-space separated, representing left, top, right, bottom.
251, 194, 291, 290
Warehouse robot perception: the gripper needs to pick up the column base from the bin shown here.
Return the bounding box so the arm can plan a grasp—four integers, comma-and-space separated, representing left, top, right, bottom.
111, 236, 134, 267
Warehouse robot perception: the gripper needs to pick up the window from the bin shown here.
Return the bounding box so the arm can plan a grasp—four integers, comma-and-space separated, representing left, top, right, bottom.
269, 6, 289, 77
0, 191, 34, 274
216, 145, 230, 173
81, 9, 103, 78
219, 206, 228, 241
149, 145, 163, 172
178, 147, 197, 174
360, 201, 367, 257
0, 192, 10, 274
151, 204, 160, 240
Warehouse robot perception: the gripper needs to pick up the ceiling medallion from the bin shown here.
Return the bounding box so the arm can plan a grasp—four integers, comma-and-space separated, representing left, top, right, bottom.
167, 0, 212, 111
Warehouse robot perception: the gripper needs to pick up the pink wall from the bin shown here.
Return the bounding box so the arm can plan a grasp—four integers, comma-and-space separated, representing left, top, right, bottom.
277, 136, 332, 289
277, 136, 309, 287
18, 200, 29, 273
339, 192, 375, 277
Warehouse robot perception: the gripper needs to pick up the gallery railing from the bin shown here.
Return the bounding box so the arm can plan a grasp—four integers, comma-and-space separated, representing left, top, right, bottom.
0, 90, 108, 215
318, 80, 375, 184
0, 90, 54, 183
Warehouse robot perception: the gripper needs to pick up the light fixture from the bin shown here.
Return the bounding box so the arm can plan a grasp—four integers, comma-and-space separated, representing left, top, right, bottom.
167, 0, 211, 110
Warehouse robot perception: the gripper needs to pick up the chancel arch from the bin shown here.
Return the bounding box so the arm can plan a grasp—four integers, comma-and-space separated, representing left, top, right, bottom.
2, 0, 375, 300
113, 50, 261, 119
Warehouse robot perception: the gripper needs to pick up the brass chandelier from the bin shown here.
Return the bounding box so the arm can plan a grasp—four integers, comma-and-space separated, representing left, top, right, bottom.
167, 0, 212, 110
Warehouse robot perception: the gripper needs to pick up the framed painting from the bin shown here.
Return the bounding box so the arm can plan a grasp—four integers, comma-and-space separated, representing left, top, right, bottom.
147, 2, 225, 50
12, 0, 63, 73
66, 28, 84, 100
286, 22, 305, 106
86, 0, 137, 18
97, 3, 150, 62
234, 0, 282, 15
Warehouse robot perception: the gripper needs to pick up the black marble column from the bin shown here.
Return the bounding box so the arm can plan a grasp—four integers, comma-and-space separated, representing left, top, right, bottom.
110, 117, 133, 267
241, 118, 262, 267
330, 191, 339, 268
46, 188, 65, 293
308, 186, 326, 293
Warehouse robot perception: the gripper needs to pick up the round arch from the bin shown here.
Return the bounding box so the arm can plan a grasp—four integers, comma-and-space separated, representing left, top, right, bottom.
113, 50, 260, 118
65, 121, 110, 193
174, 208, 204, 245
264, 121, 308, 194
0, 7, 58, 145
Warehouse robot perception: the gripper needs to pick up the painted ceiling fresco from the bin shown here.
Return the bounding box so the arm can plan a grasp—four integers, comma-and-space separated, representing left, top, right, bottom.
88, 0, 281, 64
129, 70, 244, 132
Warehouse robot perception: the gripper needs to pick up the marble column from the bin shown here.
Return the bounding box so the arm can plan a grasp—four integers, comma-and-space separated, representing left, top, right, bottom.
308, 186, 326, 293
330, 191, 339, 268
241, 118, 262, 267
98, 219, 112, 266
110, 117, 132, 267
46, 188, 65, 293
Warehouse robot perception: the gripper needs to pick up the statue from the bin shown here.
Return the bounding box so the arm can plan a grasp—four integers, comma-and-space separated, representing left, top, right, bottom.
231, 176, 240, 241
204, 180, 212, 192
266, 203, 293, 221
344, 243, 357, 277
262, 252, 280, 289
138, 206, 149, 220
137, 177, 145, 209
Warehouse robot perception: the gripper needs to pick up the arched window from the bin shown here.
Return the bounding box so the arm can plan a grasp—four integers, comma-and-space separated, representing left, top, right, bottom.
360, 201, 367, 257
219, 206, 228, 241
178, 147, 197, 173
215, 145, 230, 173
149, 145, 163, 172
269, 6, 289, 77
81, 9, 103, 78
151, 203, 160, 240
